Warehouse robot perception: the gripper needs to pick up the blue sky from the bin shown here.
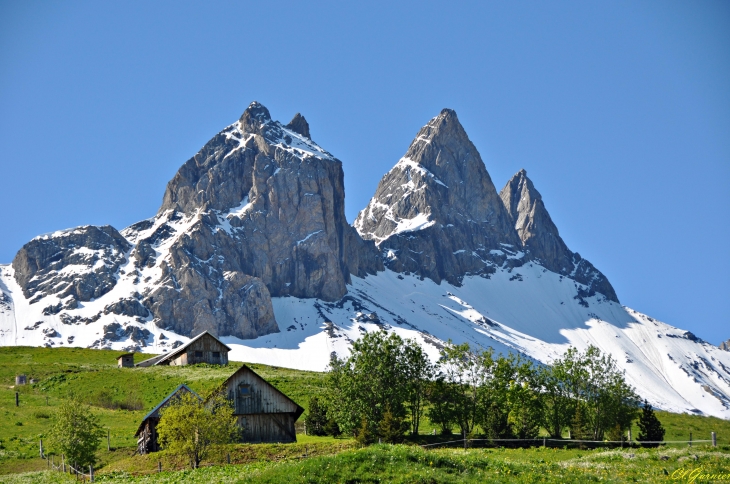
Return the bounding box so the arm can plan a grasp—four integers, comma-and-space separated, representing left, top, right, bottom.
1, 1, 728, 343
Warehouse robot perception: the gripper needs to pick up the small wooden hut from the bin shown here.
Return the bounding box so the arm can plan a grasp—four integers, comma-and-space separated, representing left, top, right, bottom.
15, 375, 26, 385
219, 365, 304, 443
134, 384, 201, 454
136, 331, 231, 367
117, 353, 134, 368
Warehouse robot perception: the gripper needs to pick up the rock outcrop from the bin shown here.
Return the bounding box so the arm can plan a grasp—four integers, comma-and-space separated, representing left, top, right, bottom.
12, 225, 131, 304
499, 169, 618, 302
10, 102, 381, 340
355, 109, 520, 285
720, 340, 730, 352
132, 102, 381, 337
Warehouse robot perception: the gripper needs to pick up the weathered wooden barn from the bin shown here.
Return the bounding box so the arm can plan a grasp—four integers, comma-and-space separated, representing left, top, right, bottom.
220, 365, 304, 443
134, 384, 201, 454
136, 331, 231, 367
117, 353, 134, 368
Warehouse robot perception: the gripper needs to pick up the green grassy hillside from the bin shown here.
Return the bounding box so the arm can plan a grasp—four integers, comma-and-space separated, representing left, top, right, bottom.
1, 346, 730, 482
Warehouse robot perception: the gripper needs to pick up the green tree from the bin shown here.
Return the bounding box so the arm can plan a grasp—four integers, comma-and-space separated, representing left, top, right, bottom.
425, 377, 455, 435
637, 400, 665, 448
479, 354, 513, 440
325, 331, 411, 440
304, 396, 328, 436
403, 340, 433, 435
539, 351, 579, 439
553, 346, 639, 441
506, 357, 542, 440
48, 394, 105, 470
156, 391, 239, 468
438, 342, 491, 436
378, 406, 408, 444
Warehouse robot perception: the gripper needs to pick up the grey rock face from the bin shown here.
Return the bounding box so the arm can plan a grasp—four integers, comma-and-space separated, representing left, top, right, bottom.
124, 101, 380, 338
285, 113, 310, 139
499, 169, 618, 302
720, 340, 730, 352
355, 109, 520, 285
12, 225, 131, 303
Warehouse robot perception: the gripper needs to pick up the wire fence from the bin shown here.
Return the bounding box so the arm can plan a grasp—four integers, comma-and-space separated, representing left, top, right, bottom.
421, 436, 716, 449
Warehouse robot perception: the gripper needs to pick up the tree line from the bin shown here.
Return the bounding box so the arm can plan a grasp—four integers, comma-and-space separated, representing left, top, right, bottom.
307, 330, 664, 446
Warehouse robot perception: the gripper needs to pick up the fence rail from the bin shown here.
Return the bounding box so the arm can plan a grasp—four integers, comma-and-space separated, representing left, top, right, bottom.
421, 437, 715, 449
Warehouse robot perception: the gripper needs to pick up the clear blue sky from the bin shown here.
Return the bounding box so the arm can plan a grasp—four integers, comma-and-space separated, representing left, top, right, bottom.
1, 1, 728, 343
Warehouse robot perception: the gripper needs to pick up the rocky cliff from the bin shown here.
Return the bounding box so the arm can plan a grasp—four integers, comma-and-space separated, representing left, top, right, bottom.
354, 109, 616, 303
499, 169, 618, 302
354, 109, 520, 285
10, 102, 381, 340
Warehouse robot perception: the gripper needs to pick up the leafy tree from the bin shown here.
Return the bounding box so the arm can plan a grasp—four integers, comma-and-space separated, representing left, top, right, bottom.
555, 346, 639, 441
637, 400, 665, 448
570, 401, 590, 444
156, 391, 239, 468
479, 354, 513, 440
506, 357, 542, 440
438, 342, 491, 436
304, 396, 328, 436
325, 331, 412, 439
425, 377, 455, 435
539, 352, 579, 439
48, 394, 105, 469
402, 340, 434, 435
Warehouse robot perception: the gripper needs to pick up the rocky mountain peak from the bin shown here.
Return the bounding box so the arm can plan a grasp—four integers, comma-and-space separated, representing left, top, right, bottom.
286, 113, 310, 139
355, 109, 520, 285
239, 101, 272, 133
499, 169, 619, 303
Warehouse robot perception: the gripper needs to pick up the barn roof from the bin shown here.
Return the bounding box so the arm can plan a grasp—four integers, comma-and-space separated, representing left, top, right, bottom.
219, 364, 304, 420
136, 331, 232, 367
117, 353, 134, 359
134, 384, 201, 436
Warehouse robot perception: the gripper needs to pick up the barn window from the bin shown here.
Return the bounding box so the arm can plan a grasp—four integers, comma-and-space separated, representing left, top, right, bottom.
194, 351, 203, 357
212, 351, 220, 359
239, 384, 252, 398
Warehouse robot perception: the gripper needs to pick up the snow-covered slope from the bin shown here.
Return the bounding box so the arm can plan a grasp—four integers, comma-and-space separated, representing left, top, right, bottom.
1, 103, 727, 419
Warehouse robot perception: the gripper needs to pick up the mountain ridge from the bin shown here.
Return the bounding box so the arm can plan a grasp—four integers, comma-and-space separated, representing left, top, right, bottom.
1, 102, 729, 419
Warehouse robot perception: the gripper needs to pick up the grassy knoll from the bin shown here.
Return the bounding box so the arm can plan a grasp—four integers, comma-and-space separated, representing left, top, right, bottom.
2, 346, 730, 482
0, 346, 327, 473
5, 444, 730, 483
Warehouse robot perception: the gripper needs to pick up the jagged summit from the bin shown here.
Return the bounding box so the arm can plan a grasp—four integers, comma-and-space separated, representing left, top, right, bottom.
240, 101, 272, 131
355, 108, 520, 285
2, 103, 729, 420
286, 113, 310, 139
499, 169, 618, 302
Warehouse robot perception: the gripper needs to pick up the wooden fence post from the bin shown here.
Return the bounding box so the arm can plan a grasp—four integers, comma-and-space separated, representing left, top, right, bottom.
90, 465, 94, 482
62, 454, 65, 472
227, 453, 230, 464
689, 432, 692, 447
15, 392, 19, 407
107, 429, 110, 451
40, 438, 43, 458
158, 461, 162, 473
712, 432, 717, 447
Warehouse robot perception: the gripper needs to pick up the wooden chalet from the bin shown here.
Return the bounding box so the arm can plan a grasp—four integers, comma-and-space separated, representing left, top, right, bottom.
134, 384, 201, 454
220, 365, 304, 443
136, 331, 231, 367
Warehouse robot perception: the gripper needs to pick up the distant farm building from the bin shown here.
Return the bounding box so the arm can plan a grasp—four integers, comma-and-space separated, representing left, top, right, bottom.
15, 375, 26, 385
135, 384, 201, 455
136, 331, 231, 367
219, 365, 304, 443
117, 353, 134, 368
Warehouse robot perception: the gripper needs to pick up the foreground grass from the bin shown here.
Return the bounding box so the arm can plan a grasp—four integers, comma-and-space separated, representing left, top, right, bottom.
4, 444, 730, 483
